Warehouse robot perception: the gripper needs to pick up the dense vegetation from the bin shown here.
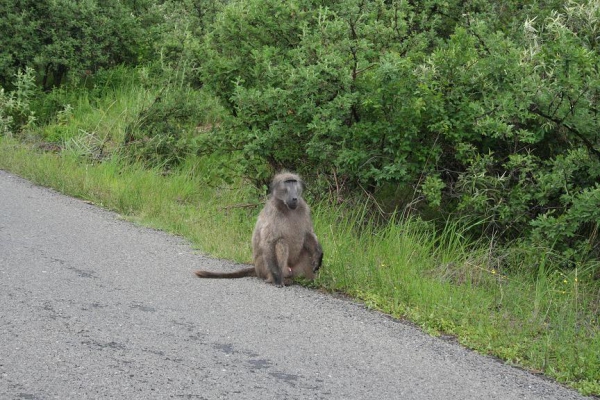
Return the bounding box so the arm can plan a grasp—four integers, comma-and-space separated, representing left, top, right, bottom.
1, 0, 598, 395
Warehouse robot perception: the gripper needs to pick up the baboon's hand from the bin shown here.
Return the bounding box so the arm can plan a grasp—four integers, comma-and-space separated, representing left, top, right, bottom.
313, 250, 324, 272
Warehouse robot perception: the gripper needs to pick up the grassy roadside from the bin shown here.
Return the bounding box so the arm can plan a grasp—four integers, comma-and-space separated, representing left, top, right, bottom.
1, 136, 598, 396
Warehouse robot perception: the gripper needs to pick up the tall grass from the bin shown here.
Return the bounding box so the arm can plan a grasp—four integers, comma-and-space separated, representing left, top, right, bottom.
313, 206, 599, 394
34, 67, 154, 148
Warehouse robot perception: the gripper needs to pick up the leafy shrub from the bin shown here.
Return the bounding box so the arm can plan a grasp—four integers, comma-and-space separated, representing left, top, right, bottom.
141, 0, 227, 87
200, 0, 438, 184
199, 0, 600, 264
0, 0, 143, 89
123, 88, 220, 169
0, 67, 37, 136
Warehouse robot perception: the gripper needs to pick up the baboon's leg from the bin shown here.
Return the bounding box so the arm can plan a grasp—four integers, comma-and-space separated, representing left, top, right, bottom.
253, 254, 269, 281
264, 241, 284, 287
252, 229, 271, 281
292, 250, 315, 280
288, 233, 323, 280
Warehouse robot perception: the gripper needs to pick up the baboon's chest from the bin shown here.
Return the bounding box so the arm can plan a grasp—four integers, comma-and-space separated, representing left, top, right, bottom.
275, 213, 309, 254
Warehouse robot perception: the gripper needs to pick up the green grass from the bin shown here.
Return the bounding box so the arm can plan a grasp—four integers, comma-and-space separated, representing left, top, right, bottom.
33, 67, 155, 149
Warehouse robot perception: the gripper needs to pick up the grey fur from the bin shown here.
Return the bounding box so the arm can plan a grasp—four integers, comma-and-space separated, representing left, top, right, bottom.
195, 172, 323, 286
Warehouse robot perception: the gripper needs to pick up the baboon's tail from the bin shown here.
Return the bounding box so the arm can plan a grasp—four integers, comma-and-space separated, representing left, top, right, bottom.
194, 267, 256, 279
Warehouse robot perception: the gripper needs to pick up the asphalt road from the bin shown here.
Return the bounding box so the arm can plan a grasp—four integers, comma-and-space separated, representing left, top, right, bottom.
0, 169, 591, 400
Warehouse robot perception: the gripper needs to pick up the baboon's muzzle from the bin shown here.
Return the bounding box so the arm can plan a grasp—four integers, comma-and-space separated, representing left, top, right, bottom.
287, 198, 298, 209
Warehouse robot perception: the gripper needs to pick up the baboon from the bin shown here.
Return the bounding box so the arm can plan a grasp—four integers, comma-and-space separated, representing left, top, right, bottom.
194, 172, 323, 287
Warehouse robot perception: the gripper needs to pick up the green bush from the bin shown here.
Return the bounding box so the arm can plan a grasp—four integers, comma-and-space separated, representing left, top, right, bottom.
122, 88, 221, 169
141, 0, 227, 87
0, 67, 37, 136
0, 0, 143, 89
198, 0, 600, 264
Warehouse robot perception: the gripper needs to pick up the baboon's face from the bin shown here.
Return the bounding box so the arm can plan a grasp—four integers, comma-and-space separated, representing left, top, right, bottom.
275, 178, 303, 210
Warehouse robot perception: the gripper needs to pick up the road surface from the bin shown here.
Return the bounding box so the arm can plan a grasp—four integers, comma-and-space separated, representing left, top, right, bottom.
0, 170, 590, 399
